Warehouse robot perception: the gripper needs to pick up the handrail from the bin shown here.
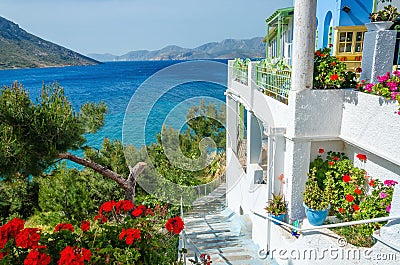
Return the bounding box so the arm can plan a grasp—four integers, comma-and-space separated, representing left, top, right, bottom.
255, 64, 291, 104
251, 210, 400, 232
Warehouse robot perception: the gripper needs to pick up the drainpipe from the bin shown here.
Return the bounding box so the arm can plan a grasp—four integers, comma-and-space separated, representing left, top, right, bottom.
266, 23, 270, 59
277, 14, 282, 59
290, 0, 317, 92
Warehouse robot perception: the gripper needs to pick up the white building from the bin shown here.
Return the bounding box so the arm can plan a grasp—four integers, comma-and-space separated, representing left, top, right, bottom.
224, 1, 400, 263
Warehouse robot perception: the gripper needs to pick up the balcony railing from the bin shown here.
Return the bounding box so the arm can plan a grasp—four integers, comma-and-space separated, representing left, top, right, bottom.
232, 58, 250, 85
255, 63, 291, 105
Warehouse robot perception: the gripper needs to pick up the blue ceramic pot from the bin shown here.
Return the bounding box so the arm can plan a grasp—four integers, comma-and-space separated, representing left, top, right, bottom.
271, 213, 285, 225
303, 202, 330, 226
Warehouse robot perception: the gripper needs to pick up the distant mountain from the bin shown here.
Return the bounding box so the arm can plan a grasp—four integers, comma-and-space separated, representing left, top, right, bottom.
0, 16, 99, 70
88, 37, 265, 62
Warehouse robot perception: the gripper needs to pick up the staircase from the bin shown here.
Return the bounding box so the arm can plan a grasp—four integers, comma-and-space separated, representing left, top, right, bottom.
182, 184, 271, 265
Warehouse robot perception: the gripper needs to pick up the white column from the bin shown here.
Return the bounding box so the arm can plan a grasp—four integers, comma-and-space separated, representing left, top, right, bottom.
226, 95, 238, 152
246, 111, 262, 166
361, 30, 397, 83
290, 0, 317, 92
284, 139, 311, 221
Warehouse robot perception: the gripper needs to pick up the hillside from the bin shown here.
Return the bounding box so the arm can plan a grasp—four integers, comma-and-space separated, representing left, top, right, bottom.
0, 16, 99, 70
89, 37, 265, 62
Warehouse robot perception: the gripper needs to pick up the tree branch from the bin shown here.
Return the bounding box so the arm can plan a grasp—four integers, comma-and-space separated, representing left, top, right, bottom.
58, 152, 130, 189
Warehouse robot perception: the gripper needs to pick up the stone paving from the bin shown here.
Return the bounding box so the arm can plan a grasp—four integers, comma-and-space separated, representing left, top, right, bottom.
182, 184, 273, 265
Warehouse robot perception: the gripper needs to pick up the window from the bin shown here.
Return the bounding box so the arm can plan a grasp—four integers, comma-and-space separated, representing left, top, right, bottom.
334, 26, 366, 56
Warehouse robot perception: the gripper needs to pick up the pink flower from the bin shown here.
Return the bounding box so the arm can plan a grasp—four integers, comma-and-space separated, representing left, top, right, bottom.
387, 81, 399, 91
391, 92, 399, 100
364, 83, 374, 92
387, 204, 392, 213
377, 72, 390, 83
393, 70, 400, 77
379, 192, 388, 199
384, 180, 398, 186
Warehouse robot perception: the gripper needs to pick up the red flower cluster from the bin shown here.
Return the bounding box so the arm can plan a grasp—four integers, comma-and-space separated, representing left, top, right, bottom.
15, 228, 41, 249
338, 208, 345, 214
115, 200, 135, 214
53, 223, 74, 233
332, 156, 339, 161
342, 175, 351, 183
328, 161, 335, 166
330, 74, 339, 81
352, 204, 360, 211
80, 221, 90, 233
345, 194, 354, 202
0, 251, 7, 260
356, 153, 367, 162
99, 200, 116, 214
1, 218, 25, 249
132, 205, 147, 217
318, 148, 324, 154
165, 216, 185, 234
354, 188, 362, 195
58, 246, 91, 265
119, 228, 141, 245
24, 246, 51, 265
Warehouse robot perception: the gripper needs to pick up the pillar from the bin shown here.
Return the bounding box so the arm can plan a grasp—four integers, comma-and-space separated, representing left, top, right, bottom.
246, 111, 262, 166
360, 30, 397, 83
290, 0, 317, 92
226, 95, 239, 152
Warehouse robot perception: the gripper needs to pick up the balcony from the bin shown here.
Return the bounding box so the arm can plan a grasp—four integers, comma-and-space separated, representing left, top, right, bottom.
255, 63, 291, 105
229, 59, 292, 105
232, 58, 250, 86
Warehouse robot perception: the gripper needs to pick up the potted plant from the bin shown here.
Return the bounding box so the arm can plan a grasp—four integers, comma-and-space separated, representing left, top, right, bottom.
367, 5, 400, 31
303, 168, 333, 226
265, 193, 288, 225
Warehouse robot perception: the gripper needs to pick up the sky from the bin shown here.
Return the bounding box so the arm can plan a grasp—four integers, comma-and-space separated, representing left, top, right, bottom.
0, 0, 293, 56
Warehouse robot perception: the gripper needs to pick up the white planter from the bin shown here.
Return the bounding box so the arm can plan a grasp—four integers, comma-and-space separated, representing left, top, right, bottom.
365, 21, 394, 31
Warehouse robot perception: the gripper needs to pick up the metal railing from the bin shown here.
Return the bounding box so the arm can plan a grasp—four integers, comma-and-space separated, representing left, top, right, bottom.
255, 65, 291, 104
233, 59, 250, 85
251, 210, 400, 255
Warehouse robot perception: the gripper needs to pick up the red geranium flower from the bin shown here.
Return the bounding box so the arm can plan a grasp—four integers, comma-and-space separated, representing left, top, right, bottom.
333, 156, 339, 161
354, 188, 362, 195
338, 208, 345, 214
345, 194, 355, 202
352, 204, 360, 211
315, 50, 321, 56
58, 246, 91, 265
53, 223, 74, 233
145, 209, 155, 216
0, 251, 7, 260
330, 62, 336, 67
328, 161, 335, 166
318, 148, 324, 154
369, 179, 375, 187
81, 221, 90, 232
330, 74, 339, 81
99, 200, 116, 214
119, 228, 141, 245
356, 153, 367, 162
165, 216, 185, 234
115, 200, 135, 214
24, 247, 51, 265
15, 228, 41, 249
342, 175, 351, 182
132, 208, 144, 217
1, 218, 25, 248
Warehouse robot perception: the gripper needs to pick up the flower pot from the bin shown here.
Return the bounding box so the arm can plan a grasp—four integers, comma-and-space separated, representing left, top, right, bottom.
270, 213, 285, 225
365, 21, 394, 31
303, 203, 330, 226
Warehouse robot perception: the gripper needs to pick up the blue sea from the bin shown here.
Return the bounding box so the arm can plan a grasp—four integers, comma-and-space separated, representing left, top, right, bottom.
0, 61, 228, 150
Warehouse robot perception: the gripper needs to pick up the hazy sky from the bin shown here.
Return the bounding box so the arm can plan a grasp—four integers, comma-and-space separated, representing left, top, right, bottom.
0, 0, 293, 56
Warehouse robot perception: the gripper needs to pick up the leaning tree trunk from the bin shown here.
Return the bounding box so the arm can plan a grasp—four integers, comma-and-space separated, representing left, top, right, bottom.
58, 152, 146, 203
